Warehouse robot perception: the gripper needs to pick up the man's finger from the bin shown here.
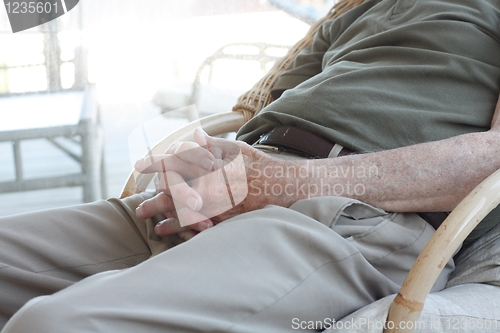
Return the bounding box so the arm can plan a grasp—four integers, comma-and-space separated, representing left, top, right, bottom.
134, 153, 210, 180
176, 206, 213, 227
193, 128, 242, 161
178, 230, 197, 241
167, 140, 214, 171
154, 217, 213, 237
136, 192, 175, 220
165, 171, 203, 212
135, 154, 190, 174
154, 218, 188, 236
193, 127, 209, 147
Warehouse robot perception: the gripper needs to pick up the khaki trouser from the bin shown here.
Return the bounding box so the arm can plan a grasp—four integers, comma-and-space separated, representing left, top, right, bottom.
0, 150, 454, 332
0, 194, 454, 333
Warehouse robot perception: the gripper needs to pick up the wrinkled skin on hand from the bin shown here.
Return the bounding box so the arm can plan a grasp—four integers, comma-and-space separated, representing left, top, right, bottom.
134, 128, 294, 240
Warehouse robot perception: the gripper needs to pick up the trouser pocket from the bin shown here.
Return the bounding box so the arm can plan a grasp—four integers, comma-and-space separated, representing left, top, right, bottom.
289, 196, 453, 290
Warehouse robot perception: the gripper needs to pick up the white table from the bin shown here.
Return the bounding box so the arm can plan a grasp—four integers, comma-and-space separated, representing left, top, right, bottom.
0, 87, 107, 202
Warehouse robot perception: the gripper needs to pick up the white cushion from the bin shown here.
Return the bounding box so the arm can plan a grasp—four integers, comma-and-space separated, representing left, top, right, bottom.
326, 222, 500, 332
326, 284, 500, 332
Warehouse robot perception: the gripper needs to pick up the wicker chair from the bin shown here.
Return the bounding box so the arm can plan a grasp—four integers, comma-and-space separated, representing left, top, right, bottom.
120, 1, 500, 332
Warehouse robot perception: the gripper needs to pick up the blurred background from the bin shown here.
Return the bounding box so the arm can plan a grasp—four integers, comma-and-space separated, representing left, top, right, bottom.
0, 0, 336, 217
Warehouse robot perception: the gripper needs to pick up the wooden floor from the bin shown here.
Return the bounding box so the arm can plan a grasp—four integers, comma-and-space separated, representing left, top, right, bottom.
0, 100, 190, 217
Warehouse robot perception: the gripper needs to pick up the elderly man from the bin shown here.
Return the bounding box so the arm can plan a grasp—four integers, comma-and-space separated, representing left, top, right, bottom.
2, 0, 500, 332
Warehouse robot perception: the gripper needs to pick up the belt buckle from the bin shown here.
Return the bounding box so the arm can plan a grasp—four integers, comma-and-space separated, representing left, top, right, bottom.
252, 134, 280, 152
252, 143, 280, 153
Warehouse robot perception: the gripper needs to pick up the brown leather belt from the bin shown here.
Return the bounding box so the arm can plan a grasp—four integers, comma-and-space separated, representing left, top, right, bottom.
254, 126, 448, 230
254, 126, 354, 158
418, 212, 449, 230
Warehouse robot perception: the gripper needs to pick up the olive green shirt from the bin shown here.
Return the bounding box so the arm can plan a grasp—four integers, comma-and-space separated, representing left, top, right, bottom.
237, 0, 500, 246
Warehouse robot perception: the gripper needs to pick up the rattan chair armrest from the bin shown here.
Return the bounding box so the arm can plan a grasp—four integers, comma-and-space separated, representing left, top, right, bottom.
384, 168, 500, 333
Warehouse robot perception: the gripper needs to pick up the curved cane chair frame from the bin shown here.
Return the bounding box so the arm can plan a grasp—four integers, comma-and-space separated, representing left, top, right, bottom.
120, 1, 500, 332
